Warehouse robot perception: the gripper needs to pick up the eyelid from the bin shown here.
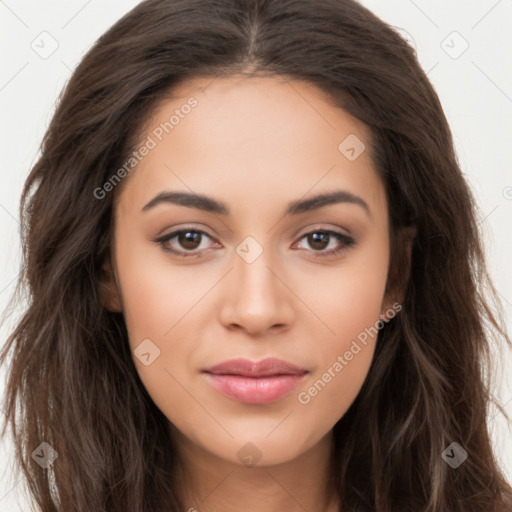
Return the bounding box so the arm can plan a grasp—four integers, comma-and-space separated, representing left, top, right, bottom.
294, 222, 353, 239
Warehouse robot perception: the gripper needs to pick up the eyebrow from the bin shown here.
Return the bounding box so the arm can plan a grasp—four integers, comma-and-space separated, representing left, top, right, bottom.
141, 189, 371, 218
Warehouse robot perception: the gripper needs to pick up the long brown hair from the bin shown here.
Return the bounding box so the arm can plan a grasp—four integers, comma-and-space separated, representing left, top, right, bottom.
1, 0, 511, 510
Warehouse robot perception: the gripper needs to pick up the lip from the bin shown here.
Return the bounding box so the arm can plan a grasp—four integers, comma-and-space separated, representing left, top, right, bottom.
202, 357, 309, 405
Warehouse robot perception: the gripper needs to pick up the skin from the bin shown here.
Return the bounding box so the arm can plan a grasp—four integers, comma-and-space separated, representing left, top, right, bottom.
101, 74, 410, 512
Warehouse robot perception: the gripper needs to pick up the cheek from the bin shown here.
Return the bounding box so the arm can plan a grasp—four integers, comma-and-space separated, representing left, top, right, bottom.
295, 240, 389, 417
113, 233, 225, 411
306, 235, 390, 350
114, 230, 214, 345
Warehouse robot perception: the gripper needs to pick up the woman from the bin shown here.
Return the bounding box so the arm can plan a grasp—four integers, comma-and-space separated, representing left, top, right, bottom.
1, 0, 511, 510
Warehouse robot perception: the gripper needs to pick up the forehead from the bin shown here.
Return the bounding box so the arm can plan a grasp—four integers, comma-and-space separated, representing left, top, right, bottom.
115, 75, 386, 221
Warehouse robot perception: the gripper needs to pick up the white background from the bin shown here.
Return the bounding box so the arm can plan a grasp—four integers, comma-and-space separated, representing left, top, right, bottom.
1, 1, 511, 510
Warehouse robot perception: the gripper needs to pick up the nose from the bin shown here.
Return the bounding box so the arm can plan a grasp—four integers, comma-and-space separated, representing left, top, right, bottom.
218, 243, 295, 336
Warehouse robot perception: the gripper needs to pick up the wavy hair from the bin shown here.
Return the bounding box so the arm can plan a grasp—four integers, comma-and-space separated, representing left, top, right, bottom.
1, 0, 511, 510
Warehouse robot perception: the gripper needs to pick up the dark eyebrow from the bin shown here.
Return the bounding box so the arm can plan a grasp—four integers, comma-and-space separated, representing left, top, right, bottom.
141, 190, 371, 218
287, 190, 370, 217
142, 191, 230, 215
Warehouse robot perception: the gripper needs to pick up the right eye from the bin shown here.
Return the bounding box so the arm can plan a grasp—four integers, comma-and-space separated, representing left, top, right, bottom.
153, 228, 219, 258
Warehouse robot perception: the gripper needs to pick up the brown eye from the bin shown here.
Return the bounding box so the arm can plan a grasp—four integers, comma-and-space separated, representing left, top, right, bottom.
306, 232, 330, 250
295, 230, 356, 257
177, 231, 202, 250
154, 228, 216, 257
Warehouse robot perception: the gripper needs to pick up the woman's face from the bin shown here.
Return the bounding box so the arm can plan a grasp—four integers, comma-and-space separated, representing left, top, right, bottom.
107, 75, 395, 466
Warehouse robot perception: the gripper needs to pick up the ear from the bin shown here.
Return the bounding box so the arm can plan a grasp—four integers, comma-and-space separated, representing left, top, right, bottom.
98, 257, 122, 312
380, 225, 416, 319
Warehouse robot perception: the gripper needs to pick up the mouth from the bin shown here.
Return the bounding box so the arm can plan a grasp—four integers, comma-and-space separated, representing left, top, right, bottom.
202, 357, 309, 405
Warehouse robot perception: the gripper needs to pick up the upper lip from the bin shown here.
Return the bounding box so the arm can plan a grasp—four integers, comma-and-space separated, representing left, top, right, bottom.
203, 357, 308, 377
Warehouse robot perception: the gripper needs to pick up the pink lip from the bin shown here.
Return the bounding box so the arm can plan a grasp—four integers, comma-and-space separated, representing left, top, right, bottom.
202, 357, 308, 405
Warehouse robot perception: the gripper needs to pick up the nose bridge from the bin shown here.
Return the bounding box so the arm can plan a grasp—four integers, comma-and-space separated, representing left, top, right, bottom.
234, 233, 282, 303
219, 234, 293, 334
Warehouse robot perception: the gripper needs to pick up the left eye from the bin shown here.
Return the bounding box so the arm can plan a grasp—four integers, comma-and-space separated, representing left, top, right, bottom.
153, 228, 355, 258
294, 230, 355, 256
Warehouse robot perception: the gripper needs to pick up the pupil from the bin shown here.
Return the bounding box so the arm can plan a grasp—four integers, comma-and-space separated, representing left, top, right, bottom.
309, 232, 328, 250
180, 231, 200, 249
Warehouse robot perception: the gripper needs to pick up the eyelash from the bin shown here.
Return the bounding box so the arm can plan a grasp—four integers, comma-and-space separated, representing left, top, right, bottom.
152, 226, 356, 259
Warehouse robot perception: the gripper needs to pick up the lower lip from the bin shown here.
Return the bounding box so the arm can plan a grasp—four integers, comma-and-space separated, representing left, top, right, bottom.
204, 373, 306, 404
